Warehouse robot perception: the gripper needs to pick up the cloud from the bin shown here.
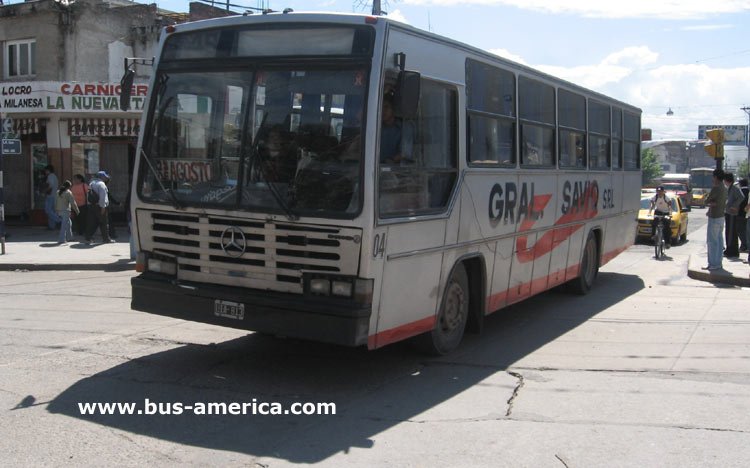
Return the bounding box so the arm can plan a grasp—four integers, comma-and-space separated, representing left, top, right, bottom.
533, 46, 658, 89
679, 24, 735, 31
488, 48, 528, 65
385, 9, 410, 24
491, 45, 750, 139
632, 64, 750, 139
403, 0, 750, 19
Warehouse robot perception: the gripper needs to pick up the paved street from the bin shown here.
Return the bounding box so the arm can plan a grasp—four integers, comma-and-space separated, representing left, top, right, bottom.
1, 213, 749, 467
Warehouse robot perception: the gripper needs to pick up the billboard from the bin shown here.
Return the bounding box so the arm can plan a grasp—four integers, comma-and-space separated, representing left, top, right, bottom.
698, 125, 748, 146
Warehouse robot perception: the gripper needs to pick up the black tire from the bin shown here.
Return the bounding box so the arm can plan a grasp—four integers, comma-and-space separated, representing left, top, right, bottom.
658, 239, 665, 258
569, 232, 598, 295
654, 231, 660, 258
414, 264, 469, 355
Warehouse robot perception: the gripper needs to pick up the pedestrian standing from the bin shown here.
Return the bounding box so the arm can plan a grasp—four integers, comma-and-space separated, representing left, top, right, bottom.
70, 174, 89, 236
736, 178, 748, 252
722, 172, 742, 258
55, 180, 79, 244
43, 165, 61, 230
85, 171, 114, 244
703, 169, 727, 271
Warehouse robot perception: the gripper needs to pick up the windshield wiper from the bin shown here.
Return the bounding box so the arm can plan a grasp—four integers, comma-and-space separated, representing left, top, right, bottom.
140, 148, 182, 210
247, 113, 298, 221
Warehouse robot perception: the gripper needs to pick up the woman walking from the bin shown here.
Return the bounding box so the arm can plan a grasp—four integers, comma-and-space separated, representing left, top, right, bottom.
70, 174, 89, 236
55, 180, 80, 244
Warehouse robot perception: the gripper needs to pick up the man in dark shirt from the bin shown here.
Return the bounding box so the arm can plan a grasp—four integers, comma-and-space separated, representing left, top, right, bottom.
703, 169, 727, 271
723, 172, 743, 257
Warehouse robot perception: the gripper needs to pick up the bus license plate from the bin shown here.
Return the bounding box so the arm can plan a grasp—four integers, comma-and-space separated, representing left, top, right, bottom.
214, 300, 245, 320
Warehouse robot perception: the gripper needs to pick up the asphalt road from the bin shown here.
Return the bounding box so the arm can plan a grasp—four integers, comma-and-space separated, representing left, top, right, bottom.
1, 212, 749, 467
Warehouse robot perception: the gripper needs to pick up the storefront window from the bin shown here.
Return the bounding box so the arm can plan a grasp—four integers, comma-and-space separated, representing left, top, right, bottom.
72, 142, 101, 176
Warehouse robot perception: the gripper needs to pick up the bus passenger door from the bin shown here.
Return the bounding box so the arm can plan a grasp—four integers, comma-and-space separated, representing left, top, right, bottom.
371, 220, 447, 349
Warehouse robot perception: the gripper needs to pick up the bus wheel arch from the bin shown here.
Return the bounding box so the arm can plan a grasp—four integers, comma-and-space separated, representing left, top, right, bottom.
414, 260, 473, 355
462, 256, 486, 335
567, 229, 600, 295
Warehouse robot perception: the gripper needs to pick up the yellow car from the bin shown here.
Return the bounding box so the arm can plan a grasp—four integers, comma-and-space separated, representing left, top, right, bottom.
636, 194, 689, 245
690, 188, 707, 207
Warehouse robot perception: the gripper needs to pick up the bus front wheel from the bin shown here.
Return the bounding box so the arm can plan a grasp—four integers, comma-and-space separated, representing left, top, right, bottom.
415, 264, 469, 355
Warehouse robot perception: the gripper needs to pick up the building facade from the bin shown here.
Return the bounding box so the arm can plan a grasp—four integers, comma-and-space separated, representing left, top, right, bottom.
0, 0, 234, 222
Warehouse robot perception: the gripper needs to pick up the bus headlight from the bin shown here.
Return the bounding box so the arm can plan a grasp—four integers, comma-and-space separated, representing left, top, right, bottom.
148, 257, 177, 276
305, 275, 373, 302
309, 278, 331, 295
331, 280, 353, 297
139, 251, 177, 276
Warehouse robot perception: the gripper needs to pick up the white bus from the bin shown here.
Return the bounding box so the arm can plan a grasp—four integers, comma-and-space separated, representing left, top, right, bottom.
124, 12, 641, 354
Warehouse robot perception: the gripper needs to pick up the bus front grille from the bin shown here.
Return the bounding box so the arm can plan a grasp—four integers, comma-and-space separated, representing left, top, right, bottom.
137, 210, 362, 293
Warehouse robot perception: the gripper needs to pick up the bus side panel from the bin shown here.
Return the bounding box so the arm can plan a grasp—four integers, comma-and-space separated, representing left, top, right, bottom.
370, 220, 447, 348
460, 174, 519, 242
488, 238, 513, 312
519, 174, 557, 297
548, 227, 573, 287
599, 172, 631, 262
624, 172, 642, 213
529, 230, 553, 297
508, 232, 537, 305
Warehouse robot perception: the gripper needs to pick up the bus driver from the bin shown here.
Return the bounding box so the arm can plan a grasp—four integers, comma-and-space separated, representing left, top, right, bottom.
379, 90, 414, 164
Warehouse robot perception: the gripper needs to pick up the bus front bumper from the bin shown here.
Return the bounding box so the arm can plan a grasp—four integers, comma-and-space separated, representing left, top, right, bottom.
131, 273, 372, 347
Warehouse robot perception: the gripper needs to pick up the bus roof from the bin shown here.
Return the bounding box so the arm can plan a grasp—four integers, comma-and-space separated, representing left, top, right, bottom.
164, 11, 642, 115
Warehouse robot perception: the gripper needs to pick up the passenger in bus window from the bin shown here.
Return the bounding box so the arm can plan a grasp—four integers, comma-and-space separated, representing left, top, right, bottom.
523, 141, 540, 165
380, 90, 414, 165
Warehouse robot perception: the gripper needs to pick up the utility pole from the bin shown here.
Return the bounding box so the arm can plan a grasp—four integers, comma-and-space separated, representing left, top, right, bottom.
743, 106, 750, 177
372, 0, 382, 15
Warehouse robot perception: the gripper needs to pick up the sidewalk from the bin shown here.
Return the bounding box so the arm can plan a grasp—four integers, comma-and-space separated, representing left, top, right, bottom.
0, 225, 134, 271
681, 215, 750, 288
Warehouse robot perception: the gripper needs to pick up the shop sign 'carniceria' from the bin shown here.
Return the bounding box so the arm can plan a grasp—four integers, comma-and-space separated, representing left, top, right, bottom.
0, 82, 148, 113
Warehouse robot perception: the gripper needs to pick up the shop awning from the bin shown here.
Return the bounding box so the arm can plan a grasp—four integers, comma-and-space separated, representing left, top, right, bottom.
68, 118, 141, 137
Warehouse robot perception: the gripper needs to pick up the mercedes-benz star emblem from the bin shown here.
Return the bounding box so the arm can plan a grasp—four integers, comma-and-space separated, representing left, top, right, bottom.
220, 226, 247, 258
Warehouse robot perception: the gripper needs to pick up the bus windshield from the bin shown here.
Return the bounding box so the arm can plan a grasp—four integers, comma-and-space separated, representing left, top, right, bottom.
138, 66, 367, 216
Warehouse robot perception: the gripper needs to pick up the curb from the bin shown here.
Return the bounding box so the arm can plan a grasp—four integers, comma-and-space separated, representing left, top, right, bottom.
687, 255, 750, 288
0, 263, 135, 272
687, 269, 750, 287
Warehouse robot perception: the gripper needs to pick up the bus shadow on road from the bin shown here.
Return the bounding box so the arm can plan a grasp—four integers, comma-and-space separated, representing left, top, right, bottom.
47, 271, 644, 463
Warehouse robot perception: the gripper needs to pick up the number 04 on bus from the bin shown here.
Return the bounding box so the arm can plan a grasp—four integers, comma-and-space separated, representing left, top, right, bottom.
123, 12, 641, 354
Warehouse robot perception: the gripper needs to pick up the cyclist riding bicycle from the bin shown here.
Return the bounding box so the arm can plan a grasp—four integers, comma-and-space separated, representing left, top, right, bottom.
649, 186, 674, 248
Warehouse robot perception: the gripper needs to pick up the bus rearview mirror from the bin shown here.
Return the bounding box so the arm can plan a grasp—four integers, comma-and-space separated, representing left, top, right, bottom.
395, 71, 420, 119
120, 68, 135, 111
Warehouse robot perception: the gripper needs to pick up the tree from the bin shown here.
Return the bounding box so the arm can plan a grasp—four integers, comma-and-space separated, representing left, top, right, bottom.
736, 159, 749, 180
641, 148, 663, 186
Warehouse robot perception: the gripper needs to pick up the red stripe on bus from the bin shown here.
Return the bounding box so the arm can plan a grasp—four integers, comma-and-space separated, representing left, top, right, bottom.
368, 315, 435, 349
369, 246, 626, 349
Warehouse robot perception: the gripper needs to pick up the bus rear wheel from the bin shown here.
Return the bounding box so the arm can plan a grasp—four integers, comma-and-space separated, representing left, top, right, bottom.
415, 264, 469, 355
567, 232, 598, 295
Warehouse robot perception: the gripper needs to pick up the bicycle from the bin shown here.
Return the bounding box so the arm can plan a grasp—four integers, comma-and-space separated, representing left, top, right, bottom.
652, 214, 669, 259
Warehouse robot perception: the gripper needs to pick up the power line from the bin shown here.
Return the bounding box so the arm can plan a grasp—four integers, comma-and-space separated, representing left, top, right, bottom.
695, 48, 750, 64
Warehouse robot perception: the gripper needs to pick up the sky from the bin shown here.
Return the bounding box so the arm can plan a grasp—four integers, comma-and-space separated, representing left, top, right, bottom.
147, 0, 750, 142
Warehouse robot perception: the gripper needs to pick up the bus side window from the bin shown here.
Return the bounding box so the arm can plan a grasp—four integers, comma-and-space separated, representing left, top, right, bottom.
379, 80, 458, 217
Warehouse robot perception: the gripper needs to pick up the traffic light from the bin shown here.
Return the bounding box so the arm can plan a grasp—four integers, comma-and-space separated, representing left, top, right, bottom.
704, 128, 724, 159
